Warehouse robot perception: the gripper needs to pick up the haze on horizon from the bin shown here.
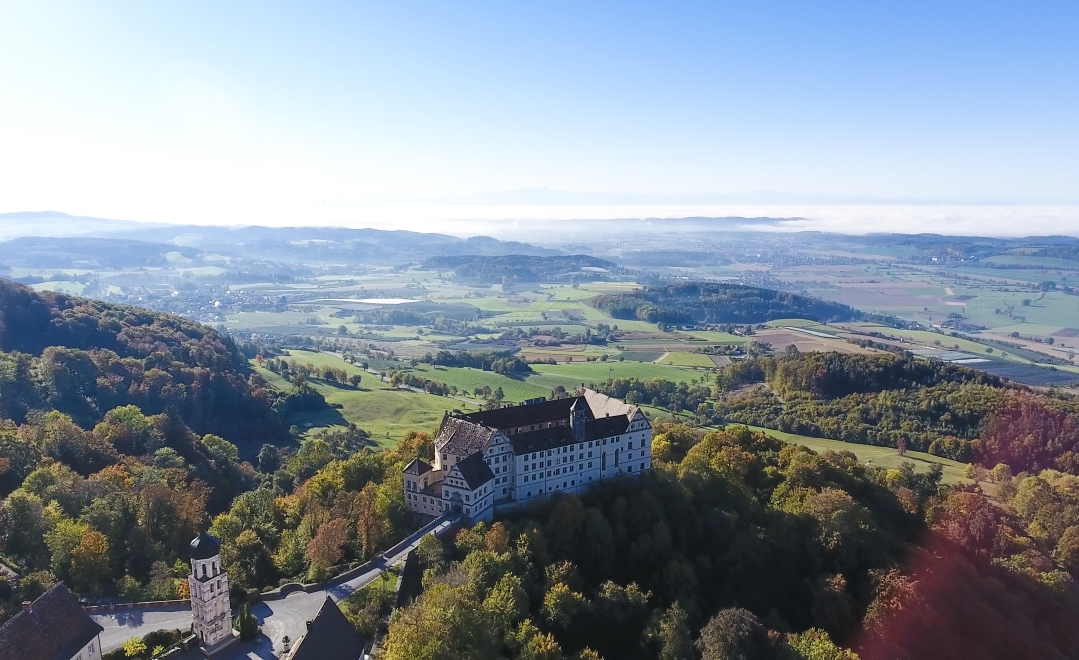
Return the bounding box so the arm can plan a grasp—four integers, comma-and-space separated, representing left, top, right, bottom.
1, 2, 1077, 237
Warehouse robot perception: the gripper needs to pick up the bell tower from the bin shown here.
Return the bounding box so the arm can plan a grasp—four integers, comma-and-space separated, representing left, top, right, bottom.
189, 532, 237, 653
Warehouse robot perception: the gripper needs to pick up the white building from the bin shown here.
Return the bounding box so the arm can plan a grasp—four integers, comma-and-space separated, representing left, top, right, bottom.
0, 583, 103, 660
189, 532, 239, 654
404, 388, 652, 521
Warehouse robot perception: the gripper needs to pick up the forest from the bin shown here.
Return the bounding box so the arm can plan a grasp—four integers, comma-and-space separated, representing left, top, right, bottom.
589, 283, 863, 325
0, 282, 422, 622
704, 351, 1079, 472
382, 423, 1079, 659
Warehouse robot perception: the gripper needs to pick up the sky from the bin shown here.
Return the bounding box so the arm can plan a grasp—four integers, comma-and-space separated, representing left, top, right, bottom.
1, 1, 1077, 236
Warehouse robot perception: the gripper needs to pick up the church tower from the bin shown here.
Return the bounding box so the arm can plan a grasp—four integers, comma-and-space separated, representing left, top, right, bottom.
189, 532, 237, 653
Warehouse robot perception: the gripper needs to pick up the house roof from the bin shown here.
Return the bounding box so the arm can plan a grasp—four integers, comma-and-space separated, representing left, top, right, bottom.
190, 532, 221, 560
403, 458, 432, 475
508, 414, 631, 453
510, 425, 577, 454
0, 583, 103, 660
435, 416, 497, 456
452, 452, 496, 491
289, 597, 365, 660
586, 414, 631, 441
457, 396, 592, 430
579, 388, 642, 421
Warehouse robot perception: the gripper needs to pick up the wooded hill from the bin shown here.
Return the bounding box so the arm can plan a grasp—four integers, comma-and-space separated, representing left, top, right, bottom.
0, 278, 291, 448
590, 283, 863, 325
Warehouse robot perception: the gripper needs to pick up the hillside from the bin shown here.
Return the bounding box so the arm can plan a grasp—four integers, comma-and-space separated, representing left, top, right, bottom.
590, 282, 863, 325
0, 278, 290, 447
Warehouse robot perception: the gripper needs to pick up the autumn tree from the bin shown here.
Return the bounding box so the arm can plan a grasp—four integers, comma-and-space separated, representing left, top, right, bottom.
356, 484, 385, 558
306, 518, 349, 569
70, 530, 110, 592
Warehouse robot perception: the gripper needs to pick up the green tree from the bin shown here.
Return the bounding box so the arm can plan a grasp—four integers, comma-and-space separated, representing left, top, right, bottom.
483, 574, 528, 633
697, 608, 775, 660
123, 636, 148, 658
657, 602, 693, 660
235, 602, 259, 640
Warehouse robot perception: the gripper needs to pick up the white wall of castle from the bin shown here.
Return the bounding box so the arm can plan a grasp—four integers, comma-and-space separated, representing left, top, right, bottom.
406, 411, 652, 519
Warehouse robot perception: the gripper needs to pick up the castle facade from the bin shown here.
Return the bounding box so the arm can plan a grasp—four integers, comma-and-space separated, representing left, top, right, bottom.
404, 388, 652, 522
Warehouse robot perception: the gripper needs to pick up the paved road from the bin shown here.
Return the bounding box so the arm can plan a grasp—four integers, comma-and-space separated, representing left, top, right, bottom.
92, 515, 457, 658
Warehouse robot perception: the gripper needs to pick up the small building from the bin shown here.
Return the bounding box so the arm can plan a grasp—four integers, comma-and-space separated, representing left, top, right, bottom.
0, 583, 103, 660
284, 596, 365, 660
189, 531, 239, 655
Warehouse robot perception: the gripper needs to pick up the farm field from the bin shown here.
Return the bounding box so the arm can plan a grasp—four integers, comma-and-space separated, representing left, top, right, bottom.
257, 363, 476, 446
409, 364, 550, 402
656, 351, 719, 367
734, 425, 971, 485
525, 361, 706, 391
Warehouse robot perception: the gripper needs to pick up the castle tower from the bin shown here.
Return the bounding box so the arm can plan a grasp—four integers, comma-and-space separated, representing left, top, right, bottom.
569, 398, 587, 442
189, 532, 237, 653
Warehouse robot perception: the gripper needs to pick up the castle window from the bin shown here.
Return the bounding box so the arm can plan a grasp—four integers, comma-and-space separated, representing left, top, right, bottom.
527, 491, 532, 497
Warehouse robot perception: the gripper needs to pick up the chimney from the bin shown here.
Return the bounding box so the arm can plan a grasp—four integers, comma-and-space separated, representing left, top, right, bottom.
21, 601, 31, 612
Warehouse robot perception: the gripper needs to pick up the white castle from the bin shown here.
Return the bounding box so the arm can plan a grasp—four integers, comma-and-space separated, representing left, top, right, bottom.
404, 388, 653, 521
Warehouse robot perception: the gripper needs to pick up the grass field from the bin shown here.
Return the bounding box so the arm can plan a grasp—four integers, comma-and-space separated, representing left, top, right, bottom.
735, 425, 971, 485
656, 351, 719, 367
254, 352, 477, 445
410, 364, 549, 402
526, 361, 707, 391
676, 330, 747, 344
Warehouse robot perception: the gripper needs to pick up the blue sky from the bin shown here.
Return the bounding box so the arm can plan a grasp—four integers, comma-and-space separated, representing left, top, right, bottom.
1, 1, 1077, 234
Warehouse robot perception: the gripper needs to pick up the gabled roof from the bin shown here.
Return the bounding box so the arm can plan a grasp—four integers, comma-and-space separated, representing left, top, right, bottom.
586, 414, 631, 441
510, 425, 577, 454
0, 583, 103, 660
457, 396, 592, 430
435, 416, 497, 456
579, 388, 641, 420
289, 597, 365, 660
451, 452, 496, 491
403, 458, 432, 475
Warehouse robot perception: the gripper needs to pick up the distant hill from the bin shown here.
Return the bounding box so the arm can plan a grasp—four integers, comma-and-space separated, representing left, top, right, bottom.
425, 254, 624, 284
590, 282, 863, 324
0, 236, 205, 269
0, 213, 562, 266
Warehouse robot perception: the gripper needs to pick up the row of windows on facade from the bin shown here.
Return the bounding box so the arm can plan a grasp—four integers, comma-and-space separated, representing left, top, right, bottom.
519, 453, 646, 481
445, 434, 647, 468
522, 462, 645, 497
408, 460, 649, 508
